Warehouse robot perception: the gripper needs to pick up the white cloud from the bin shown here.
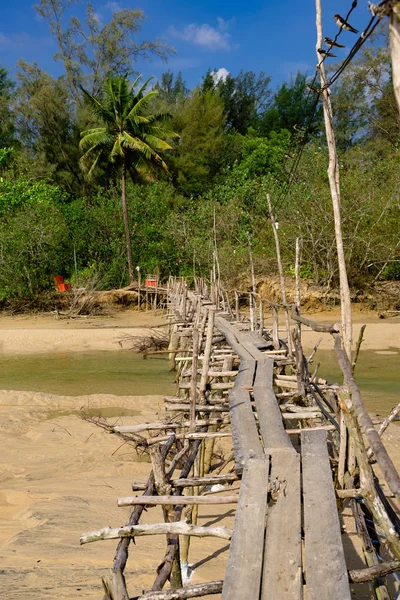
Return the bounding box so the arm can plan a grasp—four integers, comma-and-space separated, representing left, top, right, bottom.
212, 67, 230, 84
105, 2, 122, 13
170, 18, 233, 51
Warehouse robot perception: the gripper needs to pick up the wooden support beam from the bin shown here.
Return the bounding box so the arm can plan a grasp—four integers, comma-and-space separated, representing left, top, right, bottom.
81, 521, 232, 545
165, 404, 229, 412
117, 495, 239, 507
132, 473, 239, 491
113, 417, 230, 434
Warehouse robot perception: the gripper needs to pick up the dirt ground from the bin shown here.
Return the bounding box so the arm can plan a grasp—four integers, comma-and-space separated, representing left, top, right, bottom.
0, 307, 399, 598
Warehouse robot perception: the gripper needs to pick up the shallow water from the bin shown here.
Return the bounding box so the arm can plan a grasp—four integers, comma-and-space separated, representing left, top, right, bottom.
0, 351, 176, 397
311, 349, 400, 416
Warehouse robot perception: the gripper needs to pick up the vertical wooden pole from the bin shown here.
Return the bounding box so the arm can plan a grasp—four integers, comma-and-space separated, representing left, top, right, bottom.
234, 290, 240, 322
259, 299, 264, 336
267, 194, 292, 355
249, 293, 255, 332
189, 329, 199, 432
199, 308, 215, 400
272, 305, 279, 350
315, 0, 352, 360
338, 411, 347, 488
248, 231, 256, 295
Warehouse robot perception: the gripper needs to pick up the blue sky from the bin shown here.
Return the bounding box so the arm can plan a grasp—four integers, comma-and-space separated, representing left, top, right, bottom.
0, 0, 370, 90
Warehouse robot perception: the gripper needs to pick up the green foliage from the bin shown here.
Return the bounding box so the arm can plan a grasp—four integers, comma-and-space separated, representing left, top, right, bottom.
235, 130, 290, 179
0, 202, 66, 300
260, 72, 323, 140
80, 74, 177, 180
170, 87, 226, 195
0, 177, 67, 217
0, 65, 16, 148
204, 70, 272, 134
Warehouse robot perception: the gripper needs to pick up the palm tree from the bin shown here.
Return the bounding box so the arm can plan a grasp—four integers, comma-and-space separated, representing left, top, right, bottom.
80, 74, 177, 282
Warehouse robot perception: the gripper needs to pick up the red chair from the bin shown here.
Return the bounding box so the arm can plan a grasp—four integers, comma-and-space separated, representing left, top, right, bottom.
54, 276, 72, 292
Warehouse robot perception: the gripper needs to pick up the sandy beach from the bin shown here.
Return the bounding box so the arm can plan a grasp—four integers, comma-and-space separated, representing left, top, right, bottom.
0, 307, 399, 598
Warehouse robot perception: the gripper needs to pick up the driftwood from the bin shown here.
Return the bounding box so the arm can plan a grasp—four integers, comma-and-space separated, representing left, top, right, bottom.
348, 560, 400, 583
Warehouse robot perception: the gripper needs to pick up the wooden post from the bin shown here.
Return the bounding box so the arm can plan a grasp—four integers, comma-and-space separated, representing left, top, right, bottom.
248, 231, 256, 295
259, 299, 264, 336
315, 0, 352, 360
337, 411, 347, 488
199, 308, 215, 400
234, 290, 240, 322
271, 305, 280, 350
189, 329, 199, 432
249, 293, 255, 332
138, 269, 141, 311
266, 194, 292, 355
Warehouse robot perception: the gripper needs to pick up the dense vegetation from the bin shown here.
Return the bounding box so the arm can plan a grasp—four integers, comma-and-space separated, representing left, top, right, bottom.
0, 0, 399, 304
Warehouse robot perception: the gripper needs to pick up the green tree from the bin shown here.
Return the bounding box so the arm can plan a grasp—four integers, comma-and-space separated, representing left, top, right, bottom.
260, 72, 323, 140
0, 65, 16, 148
170, 87, 226, 195
80, 74, 177, 282
14, 61, 83, 192
203, 70, 272, 134
35, 0, 173, 97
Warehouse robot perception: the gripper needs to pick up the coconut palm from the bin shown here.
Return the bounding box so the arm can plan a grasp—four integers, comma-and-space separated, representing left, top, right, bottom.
80, 74, 177, 282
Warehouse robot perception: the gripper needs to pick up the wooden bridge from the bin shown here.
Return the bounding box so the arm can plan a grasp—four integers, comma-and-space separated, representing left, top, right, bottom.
80, 277, 400, 600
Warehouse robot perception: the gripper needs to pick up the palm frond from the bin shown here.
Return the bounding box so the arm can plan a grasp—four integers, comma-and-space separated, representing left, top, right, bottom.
125, 91, 158, 122
80, 86, 115, 126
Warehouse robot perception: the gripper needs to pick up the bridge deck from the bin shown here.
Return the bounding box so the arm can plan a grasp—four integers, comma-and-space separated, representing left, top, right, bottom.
215, 315, 349, 600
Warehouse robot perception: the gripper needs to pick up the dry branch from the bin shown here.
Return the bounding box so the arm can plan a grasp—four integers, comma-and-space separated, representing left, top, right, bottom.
81, 521, 232, 545
132, 581, 223, 599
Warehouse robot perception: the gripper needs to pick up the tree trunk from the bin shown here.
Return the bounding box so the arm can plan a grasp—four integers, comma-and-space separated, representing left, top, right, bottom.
121, 157, 135, 282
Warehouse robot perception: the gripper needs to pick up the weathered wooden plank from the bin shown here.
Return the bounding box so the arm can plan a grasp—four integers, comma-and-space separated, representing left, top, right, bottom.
253, 358, 295, 452
301, 429, 351, 600
246, 331, 274, 350
221, 457, 269, 600
215, 316, 264, 472
229, 358, 264, 472
262, 450, 302, 600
